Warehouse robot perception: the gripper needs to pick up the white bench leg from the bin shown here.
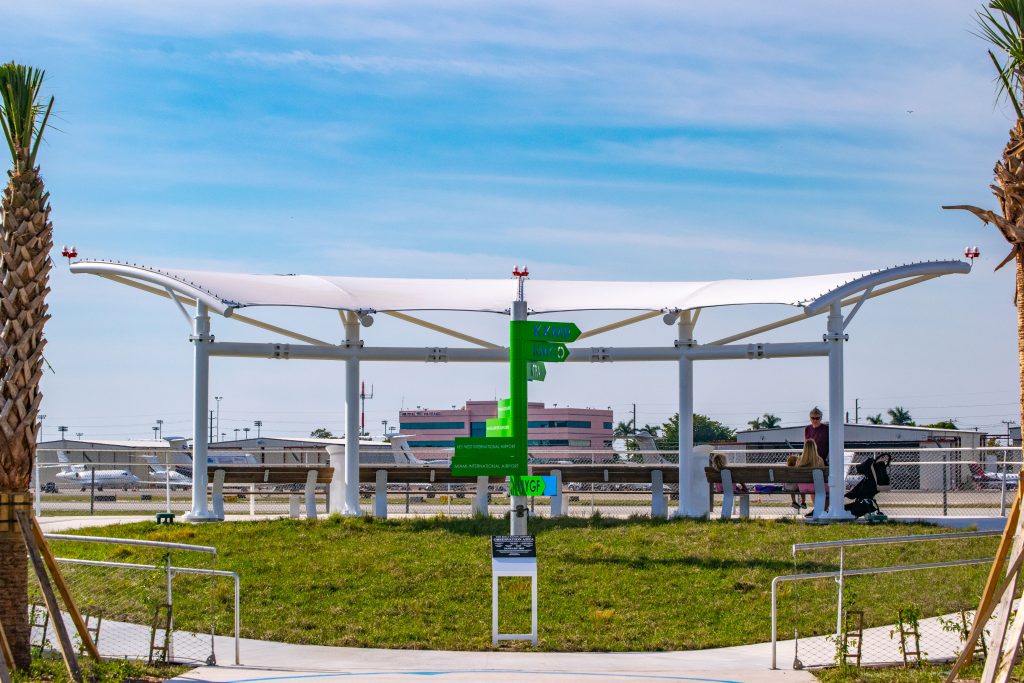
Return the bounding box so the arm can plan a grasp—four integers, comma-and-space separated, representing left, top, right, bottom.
738, 494, 750, 518
305, 469, 318, 519
550, 469, 564, 518
289, 495, 300, 518
651, 470, 667, 519
211, 469, 226, 521
720, 469, 734, 520
374, 469, 388, 518
812, 469, 826, 519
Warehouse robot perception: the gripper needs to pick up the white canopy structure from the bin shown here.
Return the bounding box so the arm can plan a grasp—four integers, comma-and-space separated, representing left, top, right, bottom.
71, 258, 972, 523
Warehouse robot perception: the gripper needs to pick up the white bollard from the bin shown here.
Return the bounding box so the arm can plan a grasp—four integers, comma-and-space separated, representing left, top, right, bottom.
374, 469, 388, 518
473, 476, 490, 516
550, 469, 564, 518
651, 469, 667, 519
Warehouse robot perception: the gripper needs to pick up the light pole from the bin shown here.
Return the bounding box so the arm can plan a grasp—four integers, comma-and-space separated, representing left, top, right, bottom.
75, 432, 83, 440
156, 419, 163, 440
243, 427, 250, 440
234, 428, 240, 440
152, 426, 158, 439
215, 396, 222, 442
381, 419, 388, 437
38, 414, 45, 442
254, 420, 262, 438
58, 425, 68, 441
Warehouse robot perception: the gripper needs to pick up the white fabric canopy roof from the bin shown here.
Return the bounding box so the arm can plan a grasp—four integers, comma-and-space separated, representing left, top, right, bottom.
70, 259, 970, 317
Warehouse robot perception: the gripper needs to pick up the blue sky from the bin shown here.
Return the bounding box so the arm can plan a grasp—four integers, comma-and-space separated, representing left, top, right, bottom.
9, 1, 1023, 440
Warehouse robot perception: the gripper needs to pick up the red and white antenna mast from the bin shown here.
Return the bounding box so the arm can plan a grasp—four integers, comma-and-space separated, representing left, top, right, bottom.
360, 382, 374, 436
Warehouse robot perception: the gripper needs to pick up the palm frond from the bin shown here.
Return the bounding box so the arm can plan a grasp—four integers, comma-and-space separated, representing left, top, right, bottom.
0, 62, 52, 170
977, 2, 1024, 116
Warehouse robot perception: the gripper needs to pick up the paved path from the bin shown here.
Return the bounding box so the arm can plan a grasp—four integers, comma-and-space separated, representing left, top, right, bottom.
170, 637, 816, 683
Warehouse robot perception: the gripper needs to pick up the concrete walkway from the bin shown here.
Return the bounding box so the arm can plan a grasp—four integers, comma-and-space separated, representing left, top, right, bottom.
170, 637, 816, 683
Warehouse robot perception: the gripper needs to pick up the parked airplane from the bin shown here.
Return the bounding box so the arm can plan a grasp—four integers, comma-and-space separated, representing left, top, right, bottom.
54, 451, 142, 491
388, 435, 449, 466
143, 454, 192, 489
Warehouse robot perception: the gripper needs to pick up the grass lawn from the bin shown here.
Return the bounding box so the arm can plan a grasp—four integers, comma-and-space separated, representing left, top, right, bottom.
814, 662, 985, 682
11, 658, 190, 682
44, 515, 998, 653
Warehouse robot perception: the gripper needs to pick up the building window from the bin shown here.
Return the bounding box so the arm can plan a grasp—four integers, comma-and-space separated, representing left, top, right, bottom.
470, 422, 487, 437
399, 422, 466, 430
407, 441, 456, 448
526, 439, 591, 447
527, 420, 592, 429
603, 422, 613, 430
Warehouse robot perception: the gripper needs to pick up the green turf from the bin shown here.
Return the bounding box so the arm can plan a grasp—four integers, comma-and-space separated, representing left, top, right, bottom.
10, 657, 189, 683
813, 661, 984, 682
42, 515, 998, 652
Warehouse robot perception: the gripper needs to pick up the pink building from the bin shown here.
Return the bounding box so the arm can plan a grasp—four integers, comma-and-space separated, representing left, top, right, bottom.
399, 400, 613, 455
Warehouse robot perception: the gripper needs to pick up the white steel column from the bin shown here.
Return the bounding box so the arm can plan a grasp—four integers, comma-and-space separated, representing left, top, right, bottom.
184, 301, 217, 521
510, 300, 528, 535
824, 303, 852, 520
343, 316, 363, 516
674, 313, 697, 517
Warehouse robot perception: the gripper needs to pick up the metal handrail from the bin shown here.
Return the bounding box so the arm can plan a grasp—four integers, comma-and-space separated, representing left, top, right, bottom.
55, 557, 240, 666
45, 533, 216, 556
770, 556, 992, 669
791, 529, 1001, 555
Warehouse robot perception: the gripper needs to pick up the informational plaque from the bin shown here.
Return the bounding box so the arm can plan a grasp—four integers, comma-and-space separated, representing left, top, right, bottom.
491, 535, 536, 558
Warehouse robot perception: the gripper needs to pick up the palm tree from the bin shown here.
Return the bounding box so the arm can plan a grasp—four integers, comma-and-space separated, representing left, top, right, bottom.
613, 419, 635, 437
945, 2, 1024, 464
866, 414, 884, 425
747, 417, 763, 430
761, 413, 782, 428
0, 63, 54, 669
887, 406, 915, 426
639, 424, 660, 437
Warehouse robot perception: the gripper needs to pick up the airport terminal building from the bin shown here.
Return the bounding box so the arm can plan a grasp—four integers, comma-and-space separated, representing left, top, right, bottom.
399, 400, 613, 455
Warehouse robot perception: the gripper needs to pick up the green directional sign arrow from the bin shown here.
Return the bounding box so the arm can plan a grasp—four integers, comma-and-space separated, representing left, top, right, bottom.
524, 321, 582, 343
525, 340, 568, 363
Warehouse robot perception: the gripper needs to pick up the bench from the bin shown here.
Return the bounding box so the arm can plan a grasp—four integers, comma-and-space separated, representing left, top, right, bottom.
208, 466, 334, 520
704, 465, 827, 520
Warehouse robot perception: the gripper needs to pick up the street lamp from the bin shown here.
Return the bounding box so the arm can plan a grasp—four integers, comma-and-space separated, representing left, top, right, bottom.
254, 420, 262, 438
156, 419, 163, 440
152, 426, 158, 439
234, 428, 240, 440
38, 414, 45, 442
75, 432, 83, 440
58, 425, 68, 441
381, 419, 388, 437
214, 396, 222, 442
243, 427, 250, 440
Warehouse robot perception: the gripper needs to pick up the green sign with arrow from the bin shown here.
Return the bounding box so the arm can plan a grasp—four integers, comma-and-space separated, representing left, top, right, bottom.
525, 340, 568, 363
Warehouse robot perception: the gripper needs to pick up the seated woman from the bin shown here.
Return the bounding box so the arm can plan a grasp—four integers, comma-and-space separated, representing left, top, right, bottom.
785, 454, 804, 512
795, 439, 825, 517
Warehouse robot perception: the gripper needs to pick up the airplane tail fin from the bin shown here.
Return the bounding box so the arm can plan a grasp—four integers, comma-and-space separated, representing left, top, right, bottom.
389, 435, 423, 465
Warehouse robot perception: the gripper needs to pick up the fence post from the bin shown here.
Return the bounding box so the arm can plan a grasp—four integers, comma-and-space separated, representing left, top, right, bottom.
374, 469, 387, 519
90, 467, 95, 516
942, 451, 948, 517
34, 458, 41, 517
165, 465, 171, 514
1001, 451, 1008, 517
249, 483, 255, 518
550, 469, 563, 518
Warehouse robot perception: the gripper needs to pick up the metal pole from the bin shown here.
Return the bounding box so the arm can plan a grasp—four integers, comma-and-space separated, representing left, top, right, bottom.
510, 300, 528, 535
674, 313, 696, 517
34, 457, 41, 517
89, 467, 95, 515
343, 316, 362, 516
943, 450, 948, 517
165, 465, 171, 514
824, 303, 852, 519
186, 301, 216, 521
835, 547, 844, 641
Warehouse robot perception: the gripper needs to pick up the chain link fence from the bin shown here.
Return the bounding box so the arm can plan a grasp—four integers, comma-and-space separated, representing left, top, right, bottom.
28, 534, 239, 666
33, 447, 1022, 520
771, 531, 1000, 670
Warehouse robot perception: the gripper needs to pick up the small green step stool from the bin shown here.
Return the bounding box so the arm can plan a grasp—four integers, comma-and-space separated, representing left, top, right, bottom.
155, 512, 175, 524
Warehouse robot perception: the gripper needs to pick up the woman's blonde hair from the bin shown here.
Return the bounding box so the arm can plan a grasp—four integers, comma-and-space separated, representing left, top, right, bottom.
796, 440, 823, 468
786, 454, 798, 467
710, 452, 726, 470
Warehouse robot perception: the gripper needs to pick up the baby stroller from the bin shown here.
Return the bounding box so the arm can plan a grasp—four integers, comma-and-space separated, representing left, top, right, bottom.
844, 454, 891, 520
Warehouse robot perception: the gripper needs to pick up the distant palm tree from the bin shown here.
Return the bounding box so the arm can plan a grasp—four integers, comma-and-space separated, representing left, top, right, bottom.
887, 406, 915, 426
866, 414, 884, 425
0, 62, 54, 669
761, 414, 782, 428
944, 1, 1024, 464
613, 419, 635, 437
747, 417, 763, 430
639, 424, 660, 437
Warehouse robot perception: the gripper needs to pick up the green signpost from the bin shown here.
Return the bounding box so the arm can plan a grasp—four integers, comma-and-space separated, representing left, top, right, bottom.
451, 318, 580, 490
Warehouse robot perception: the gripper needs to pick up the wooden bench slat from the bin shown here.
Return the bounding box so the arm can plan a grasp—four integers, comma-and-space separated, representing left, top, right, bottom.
704, 466, 826, 485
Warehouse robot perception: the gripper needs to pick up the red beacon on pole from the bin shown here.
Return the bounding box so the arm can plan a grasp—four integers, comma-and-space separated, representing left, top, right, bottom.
60, 245, 78, 262
964, 246, 980, 263
512, 264, 529, 278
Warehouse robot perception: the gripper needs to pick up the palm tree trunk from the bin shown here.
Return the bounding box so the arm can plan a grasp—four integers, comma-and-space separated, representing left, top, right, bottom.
0, 530, 28, 668
1019, 251, 1024, 451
